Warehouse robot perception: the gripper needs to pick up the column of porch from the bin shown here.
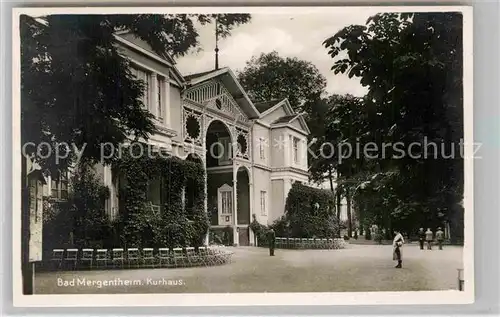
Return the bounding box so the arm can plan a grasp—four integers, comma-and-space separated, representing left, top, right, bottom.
203, 159, 209, 246
248, 175, 255, 246
232, 165, 239, 246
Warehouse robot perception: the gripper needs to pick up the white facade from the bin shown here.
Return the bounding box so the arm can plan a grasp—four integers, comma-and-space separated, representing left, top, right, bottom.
42, 32, 312, 246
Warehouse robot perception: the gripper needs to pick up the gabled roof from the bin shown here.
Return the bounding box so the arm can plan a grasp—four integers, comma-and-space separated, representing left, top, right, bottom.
254, 100, 282, 114
258, 98, 310, 135
184, 69, 220, 81
185, 67, 260, 119
115, 31, 177, 65
272, 114, 299, 125
114, 31, 185, 86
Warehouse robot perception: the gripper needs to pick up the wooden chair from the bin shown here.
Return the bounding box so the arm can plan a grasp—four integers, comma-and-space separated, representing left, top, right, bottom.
112, 248, 125, 268
308, 238, 314, 249
51, 249, 64, 270
96, 249, 109, 268
158, 248, 170, 268
172, 248, 186, 267
95, 249, 109, 268
142, 248, 155, 268
321, 239, 328, 249
65, 249, 78, 270
127, 248, 140, 268
294, 238, 301, 249
81, 249, 94, 269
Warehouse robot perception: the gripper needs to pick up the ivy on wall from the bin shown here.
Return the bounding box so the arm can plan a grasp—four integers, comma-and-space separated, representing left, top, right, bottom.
112, 147, 209, 249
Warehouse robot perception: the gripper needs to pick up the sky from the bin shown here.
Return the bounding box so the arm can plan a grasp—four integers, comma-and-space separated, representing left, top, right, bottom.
174, 11, 384, 97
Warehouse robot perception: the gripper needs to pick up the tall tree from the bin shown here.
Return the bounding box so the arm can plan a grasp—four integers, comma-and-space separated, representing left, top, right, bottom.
323, 13, 464, 240
237, 51, 327, 111
20, 13, 250, 294
21, 14, 251, 170
307, 93, 366, 237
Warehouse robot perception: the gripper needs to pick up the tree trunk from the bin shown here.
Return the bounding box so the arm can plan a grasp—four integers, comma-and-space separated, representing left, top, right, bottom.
335, 189, 341, 238
346, 187, 352, 238
328, 168, 334, 192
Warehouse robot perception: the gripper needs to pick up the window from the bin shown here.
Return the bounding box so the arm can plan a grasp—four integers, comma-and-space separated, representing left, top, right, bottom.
259, 137, 266, 160
51, 170, 68, 200
293, 137, 300, 164
260, 191, 267, 216
218, 184, 233, 225
157, 75, 163, 122
147, 176, 162, 210
131, 67, 150, 108
221, 191, 232, 215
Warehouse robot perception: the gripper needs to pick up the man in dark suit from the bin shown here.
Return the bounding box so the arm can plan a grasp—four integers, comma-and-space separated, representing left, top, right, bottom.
268, 229, 276, 256
418, 228, 425, 250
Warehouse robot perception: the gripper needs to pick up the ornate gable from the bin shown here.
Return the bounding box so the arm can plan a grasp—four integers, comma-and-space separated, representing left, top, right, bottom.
184, 80, 249, 124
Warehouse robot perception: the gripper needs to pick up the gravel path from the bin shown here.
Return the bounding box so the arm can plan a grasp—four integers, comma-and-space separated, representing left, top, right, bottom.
34, 244, 463, 294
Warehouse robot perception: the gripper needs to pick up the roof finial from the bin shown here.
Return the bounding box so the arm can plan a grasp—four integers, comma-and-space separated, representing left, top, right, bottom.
215, 16, 219, 70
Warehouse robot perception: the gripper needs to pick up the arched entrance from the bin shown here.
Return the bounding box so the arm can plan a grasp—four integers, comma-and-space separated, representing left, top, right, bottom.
205, 120, 235, 245
184, 153, 203, 220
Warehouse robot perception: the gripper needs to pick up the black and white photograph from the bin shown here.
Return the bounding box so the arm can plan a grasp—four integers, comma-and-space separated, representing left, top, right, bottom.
13, 6, 473, 306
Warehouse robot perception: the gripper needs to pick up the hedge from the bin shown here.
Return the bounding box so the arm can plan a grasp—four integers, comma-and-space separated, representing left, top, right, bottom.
284, 183, 338, 238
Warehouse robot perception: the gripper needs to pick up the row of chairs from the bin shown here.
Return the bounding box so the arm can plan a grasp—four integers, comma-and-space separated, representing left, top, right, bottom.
274, 237, 342, 249
49, 246, 233, 270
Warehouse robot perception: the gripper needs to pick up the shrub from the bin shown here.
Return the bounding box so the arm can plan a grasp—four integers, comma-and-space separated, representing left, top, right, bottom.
269, 216, 289, 237
249, 217, 269, 246
343, 235, 350, 241
332, 238, 348, 249
285, 183, 338, 238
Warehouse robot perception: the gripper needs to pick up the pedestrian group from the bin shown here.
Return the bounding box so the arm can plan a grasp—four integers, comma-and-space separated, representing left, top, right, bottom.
393, 226, 445, 269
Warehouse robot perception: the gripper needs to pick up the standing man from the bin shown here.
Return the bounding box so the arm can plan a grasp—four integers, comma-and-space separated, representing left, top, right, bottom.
425, 228, 434, 250
436, 227, 445, 250
268, 228, 276, 256
392, 230, 405, 268
418, 228, 425, 250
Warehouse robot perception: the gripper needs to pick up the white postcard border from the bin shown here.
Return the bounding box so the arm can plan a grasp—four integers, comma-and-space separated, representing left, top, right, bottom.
11, 5, 474, 307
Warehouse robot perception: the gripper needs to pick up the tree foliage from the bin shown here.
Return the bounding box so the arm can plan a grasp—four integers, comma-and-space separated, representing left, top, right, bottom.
43, 165, 111, 251
20, 14, 250, 172
320, 12, 464, 240
237, 51, 327, 111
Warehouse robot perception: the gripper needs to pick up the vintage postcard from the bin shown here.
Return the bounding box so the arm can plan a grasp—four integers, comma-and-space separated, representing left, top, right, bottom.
12, 6, 474, 307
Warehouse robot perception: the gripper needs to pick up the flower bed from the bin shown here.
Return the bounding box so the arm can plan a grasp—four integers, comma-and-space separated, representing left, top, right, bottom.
260, 237, 347, 250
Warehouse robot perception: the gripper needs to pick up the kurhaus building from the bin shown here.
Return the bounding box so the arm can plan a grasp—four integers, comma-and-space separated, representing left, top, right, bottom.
40, 31, 311, 246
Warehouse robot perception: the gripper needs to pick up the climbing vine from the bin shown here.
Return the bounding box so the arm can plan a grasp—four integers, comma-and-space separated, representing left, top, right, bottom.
112, 146, 208, 249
